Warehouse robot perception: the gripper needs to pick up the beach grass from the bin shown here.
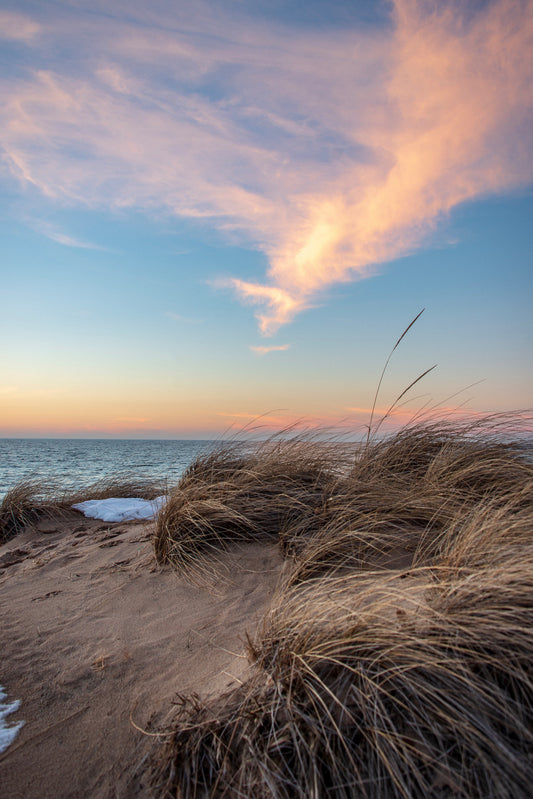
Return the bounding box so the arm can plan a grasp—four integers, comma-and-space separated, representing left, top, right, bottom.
153, 434, 347, 580
153, 416, 532, 578
149, 415, 533, 798
2, 414, 532, 796
0, 474, 166, 544
0, 480, 45, 544
151, 559, 532, 798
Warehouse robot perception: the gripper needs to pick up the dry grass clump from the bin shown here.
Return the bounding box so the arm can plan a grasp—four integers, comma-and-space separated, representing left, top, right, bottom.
149, 416, 533, 798
414, 479, 533, 571
62, 473, 166, 505
153, 436, 343, 576
280, 419, 533, 581
355, 417, 531, 494
0, 474, 167, 543
153, 418, 532, 581
278, 480, 447, 581
151, 556, 533, 799
0, 480, 45, 543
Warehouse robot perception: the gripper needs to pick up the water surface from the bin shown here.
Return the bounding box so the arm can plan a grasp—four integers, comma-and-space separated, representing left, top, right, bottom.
0, 439, 216, 499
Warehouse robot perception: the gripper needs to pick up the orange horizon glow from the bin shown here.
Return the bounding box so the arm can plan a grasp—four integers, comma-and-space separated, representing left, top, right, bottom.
2, 395, 527, 440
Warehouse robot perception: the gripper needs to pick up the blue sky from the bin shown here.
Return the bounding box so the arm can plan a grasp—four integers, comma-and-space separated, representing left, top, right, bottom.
1, 0, 532, 437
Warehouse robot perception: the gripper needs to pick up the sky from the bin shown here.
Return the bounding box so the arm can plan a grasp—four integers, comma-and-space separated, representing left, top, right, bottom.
1, 0, 532, 439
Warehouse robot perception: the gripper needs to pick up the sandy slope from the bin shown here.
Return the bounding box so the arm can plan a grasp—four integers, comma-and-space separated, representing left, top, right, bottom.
0, 512, 282, 798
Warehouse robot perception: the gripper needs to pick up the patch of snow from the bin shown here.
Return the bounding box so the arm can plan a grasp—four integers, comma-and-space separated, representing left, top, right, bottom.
0, 685, 24, 754
72, 496, 167, 522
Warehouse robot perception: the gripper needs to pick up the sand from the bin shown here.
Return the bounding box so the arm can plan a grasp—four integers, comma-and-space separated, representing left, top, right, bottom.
0, 511, 282, 798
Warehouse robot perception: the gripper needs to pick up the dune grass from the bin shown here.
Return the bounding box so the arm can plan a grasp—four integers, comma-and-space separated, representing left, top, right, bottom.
149, 416, 533, 798
281, 418, 533, 583
0, 480, 46, 544
154, 417, 532, 579
153, 435, 347, 580
62, 474, 166, 505
151, 558, 532, 799
2, 410, 532, 796
0, 474, 167, 544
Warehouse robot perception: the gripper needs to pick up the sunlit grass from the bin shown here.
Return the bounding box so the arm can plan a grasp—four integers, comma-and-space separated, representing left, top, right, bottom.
149, 415, 533, 798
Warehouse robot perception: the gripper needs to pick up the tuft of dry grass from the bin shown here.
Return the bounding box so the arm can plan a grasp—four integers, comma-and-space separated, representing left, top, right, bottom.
148, 416, 533, 798
280, 418, 533, 582
153, 435, 345, 579
61, 473, 166, 505
0, 480, 45, 544
151, 555, 533, 798
414, 478, 533, 572
0, 473, 167, 544
358, 416, 532, 492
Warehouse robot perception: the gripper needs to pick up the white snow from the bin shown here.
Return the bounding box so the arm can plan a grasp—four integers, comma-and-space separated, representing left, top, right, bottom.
0, 685, 24, 754
72, 496, 167, 522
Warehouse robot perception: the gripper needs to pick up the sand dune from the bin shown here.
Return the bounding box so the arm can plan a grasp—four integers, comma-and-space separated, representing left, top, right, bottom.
0, 511, 282, 798
2, 420, 532, 798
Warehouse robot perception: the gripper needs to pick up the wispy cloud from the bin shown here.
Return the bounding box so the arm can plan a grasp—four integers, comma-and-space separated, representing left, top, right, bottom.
0, 10, 41, 42
32, 221, 107, 250
249, 344, 290, 355
1, 0, 531, 333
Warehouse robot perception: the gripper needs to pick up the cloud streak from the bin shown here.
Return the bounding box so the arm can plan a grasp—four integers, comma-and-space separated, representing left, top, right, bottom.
249, 344, 290, 355
32, 221, 106, 250
0, 10, 41, 42
1, 0, 532, 333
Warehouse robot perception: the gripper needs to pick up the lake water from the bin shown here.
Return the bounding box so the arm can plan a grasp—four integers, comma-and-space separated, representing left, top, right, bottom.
2, 434, 532, 501
0, 439, 217, 499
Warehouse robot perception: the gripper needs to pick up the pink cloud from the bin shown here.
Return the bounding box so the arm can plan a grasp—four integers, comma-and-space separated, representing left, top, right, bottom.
1, 0, 531, 333
234, 283, 304, 336
31, 220, 106, 249
249, 344, 290, 355
0, 11, 41, 42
